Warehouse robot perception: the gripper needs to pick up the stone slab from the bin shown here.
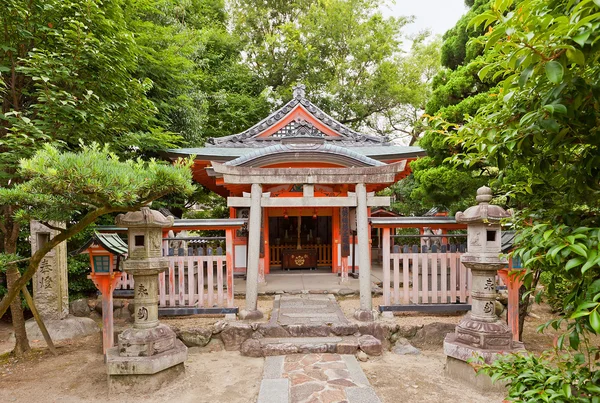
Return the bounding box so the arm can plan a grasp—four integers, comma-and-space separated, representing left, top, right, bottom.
108, 363, 185, 394
445, 356, 507, 392
261, 337, 343, 345
341, 355, 370, 386
345, 386, 382, 403
24, 316, 99, 341
257, 378, 289, 403
106, 339, 188, 375
272, 294, 349, 326
264, 356, 285, 379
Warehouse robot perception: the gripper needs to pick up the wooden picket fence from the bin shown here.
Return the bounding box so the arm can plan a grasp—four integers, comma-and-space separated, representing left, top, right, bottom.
117, 255, 233, 308
382, 243, 472, 308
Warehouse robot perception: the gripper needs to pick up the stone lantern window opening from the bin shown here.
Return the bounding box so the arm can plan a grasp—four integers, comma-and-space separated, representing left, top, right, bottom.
37, 232, 50, 250
486, 230, 496, 242
134, 234, 145, 247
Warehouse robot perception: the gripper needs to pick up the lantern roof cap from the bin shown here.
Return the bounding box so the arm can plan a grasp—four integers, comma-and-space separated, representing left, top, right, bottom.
74, 232, 128, 256
455, 186, 511, 224
115, 206, 174, 228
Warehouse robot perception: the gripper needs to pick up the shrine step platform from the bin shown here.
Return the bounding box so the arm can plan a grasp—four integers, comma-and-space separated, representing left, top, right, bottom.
241, 294, 384, 358
271, 294, 349, 326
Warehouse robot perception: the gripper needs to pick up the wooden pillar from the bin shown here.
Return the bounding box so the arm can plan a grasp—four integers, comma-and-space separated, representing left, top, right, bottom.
354, 183, 373, 320
263, 208, 270, 275
332, 207, 340, 272
225, 228, 235, 308
382, 227, 391, 306
498, 268, 524, 341
90, 273, 121, 355
240, 183, 263, 320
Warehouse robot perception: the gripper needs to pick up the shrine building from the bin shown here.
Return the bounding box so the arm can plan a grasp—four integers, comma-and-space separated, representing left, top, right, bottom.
166, 84, 426, 319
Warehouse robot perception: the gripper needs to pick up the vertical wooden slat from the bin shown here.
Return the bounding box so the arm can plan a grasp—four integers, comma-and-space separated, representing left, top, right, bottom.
393, 256, 400, 304
459, 259, 467, 302
225, 228, 234, 308
198, 258, 205, 307
411, 252, 419, 304
382, 228, 391, 306
168, 259, 176, 307
217, 257, 224, 306
402, 255, 410, 304
178, 257, 185, 306
207, 256, 214, 306
421, 253, 428, 304
467, 266, 473, 303
440, 253, 448, 304
450, 252, 457, 303
159, 271, 166, 306
187, 257, 195, 306
431, 252, 438, 303
119, 272, 127, 290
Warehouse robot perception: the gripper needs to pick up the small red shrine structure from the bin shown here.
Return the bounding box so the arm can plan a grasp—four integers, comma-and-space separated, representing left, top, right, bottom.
167, 85, 425, 319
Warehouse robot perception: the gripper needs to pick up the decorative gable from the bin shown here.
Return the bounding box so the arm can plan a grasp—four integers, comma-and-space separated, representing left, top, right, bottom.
206, 84, 388, 148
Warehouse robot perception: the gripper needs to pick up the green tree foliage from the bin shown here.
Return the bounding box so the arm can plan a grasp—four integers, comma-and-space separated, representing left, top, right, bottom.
0, 0, 186, 356
231, 0, 434, 140
449, 0, 600, 396
394, 0, 494, 215
124, 0, 270, 144
0, 143, 195, 320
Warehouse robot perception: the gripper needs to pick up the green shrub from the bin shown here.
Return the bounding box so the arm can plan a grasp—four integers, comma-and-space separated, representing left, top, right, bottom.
477, 350, 600, 402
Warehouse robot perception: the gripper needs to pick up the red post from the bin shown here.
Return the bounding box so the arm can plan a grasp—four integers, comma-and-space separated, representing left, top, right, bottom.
225, 228, 234, 308
498, 268, 525, 341
90, 273, 122, 355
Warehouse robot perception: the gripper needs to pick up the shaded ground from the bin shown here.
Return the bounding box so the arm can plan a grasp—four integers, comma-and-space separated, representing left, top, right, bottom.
0, 298, 581, 403
0, 332, 263, 403
361, 351, 505, 403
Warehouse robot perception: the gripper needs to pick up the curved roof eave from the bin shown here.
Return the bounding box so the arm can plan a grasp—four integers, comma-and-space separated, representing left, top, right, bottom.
224, 141, 386, 167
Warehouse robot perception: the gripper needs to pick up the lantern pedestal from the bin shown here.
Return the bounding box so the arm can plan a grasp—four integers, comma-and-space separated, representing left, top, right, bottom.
106, 207, 187, 380
443, 187, 525, 391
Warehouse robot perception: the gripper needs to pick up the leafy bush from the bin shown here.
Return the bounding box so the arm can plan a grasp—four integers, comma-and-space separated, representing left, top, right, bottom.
67, 255, 97, 301
477, 350, 600, 402
540, 271, 576, 314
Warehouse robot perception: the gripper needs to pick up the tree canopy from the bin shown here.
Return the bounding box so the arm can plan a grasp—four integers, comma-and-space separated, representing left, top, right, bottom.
0, 143, 194, 320
231, 0, 439, 142
447, 0, 600, 397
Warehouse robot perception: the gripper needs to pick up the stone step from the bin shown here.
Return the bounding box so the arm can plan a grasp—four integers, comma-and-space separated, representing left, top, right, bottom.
240, 335, 382, 357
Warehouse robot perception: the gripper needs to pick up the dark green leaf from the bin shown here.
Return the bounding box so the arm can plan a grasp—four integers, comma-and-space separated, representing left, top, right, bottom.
545, 61, 564, 84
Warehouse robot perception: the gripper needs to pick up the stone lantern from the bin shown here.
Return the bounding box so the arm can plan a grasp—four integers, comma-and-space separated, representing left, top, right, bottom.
106, 207, 187, 379
444, 186, 524, 387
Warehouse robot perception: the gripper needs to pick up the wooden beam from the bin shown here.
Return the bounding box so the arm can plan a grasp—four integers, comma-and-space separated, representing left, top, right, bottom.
228, 195, 390, 208
379, 304, 472, 313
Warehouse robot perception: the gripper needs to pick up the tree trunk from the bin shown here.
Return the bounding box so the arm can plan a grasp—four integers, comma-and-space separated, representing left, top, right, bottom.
2, 215, 31, 356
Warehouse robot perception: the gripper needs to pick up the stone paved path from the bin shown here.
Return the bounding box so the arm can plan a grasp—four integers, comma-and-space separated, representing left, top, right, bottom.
258, 353, 382, 403
271, 294, 349, 326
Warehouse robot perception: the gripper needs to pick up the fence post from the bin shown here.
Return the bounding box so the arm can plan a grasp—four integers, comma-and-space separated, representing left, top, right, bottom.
225, 228, 235, 308
382, 227, 391, 306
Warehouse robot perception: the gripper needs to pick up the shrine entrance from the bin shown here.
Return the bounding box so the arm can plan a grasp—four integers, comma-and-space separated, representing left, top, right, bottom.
267, 210, 333, 271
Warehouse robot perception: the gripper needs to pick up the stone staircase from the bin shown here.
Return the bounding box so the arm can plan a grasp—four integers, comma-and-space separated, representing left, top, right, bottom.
240, 294, 383, 357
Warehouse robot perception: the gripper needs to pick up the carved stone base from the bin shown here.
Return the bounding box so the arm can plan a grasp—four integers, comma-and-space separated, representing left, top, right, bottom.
353, 309, 376, 322
238, 309, 264, 320
453, 313, 518, 351
117, 324, 177, 357
444, 332, 525, 365
106, 338, 187, 375
108, 363, 185, 394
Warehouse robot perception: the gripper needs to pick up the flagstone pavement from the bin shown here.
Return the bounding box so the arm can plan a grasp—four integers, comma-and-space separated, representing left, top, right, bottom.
258, 353, 382, 403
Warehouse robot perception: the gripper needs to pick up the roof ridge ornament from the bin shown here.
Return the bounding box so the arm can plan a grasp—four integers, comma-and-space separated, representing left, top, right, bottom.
293, 84, 306, 99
